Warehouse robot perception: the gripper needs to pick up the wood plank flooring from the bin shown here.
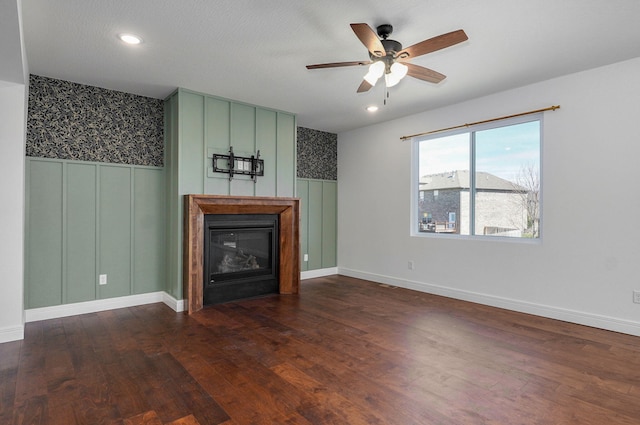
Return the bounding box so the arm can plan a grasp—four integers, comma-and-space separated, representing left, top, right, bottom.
2, 275, 640, 424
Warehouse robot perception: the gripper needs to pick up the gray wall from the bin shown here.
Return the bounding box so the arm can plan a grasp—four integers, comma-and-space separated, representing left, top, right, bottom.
0, 83, 27, 341
338, 57, 640, 337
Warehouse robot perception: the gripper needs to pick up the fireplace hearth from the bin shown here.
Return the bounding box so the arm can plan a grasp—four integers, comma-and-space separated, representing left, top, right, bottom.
183, 195, 300, 314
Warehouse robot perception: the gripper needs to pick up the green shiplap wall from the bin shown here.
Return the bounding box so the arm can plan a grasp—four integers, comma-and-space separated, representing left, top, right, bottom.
134, 168, 166, 294
25, 158, 165, 309
321, 181, 337, 267
276, 113, 296, 197
164, 88, 297, 298
165, 88, 296, 199
26, 160, 64, 307
165, 93, 181, 300
297, 179, 337, 271
66, 163, 97, 303
98, 165, 132, 299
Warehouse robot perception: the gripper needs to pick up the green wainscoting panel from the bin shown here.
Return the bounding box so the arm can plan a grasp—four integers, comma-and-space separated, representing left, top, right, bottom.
204, 96, 231, 195
322, 181, 338, 268
297, 180, 310, 271
169, 88, 295, 200
297, 178, 338, 271
26, 160, 64, 308
174, 90, 203, 299
231, 103, 256, 152
25, 158, 166, 309
98, 166, 132, 299
307, 180, 323, 270
164, 93, 182, 298
230, 102, 257, 196
255, 108, 277, 197
179, 91, 205, 195
276, 112, 296, 197
66, 163, 97, 303
133, 168, 165, 294
229, 175, 256, 196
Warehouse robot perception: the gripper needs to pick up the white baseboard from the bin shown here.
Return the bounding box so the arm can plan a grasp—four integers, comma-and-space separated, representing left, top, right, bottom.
338, 267, 640, 338
21, 267, 640, 339
0, 325, 24, 343
25, 291, 184, 323
162, 292, 185, 312
301, 267, 338, 280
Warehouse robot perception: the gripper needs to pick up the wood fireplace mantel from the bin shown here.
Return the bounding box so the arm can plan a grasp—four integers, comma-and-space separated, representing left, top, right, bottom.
183, 194, 300, 314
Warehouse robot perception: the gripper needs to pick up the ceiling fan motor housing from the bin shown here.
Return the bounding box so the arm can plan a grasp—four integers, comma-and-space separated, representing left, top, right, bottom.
369, 39, 403, 72
376, 24, 393, 39
369, 39, 403, 60
381, 39, 402, 55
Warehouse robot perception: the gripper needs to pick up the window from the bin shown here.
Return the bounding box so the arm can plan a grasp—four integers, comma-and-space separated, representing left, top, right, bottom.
413, 116, 541, 239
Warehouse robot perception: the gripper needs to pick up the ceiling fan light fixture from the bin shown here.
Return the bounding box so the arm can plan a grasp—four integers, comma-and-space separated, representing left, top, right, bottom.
363, 61, 385, 85
385, 62, 408, 87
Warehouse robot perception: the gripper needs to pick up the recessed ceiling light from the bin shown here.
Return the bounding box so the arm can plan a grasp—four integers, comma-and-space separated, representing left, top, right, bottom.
118, 33, 142, 45
366, 105, 379, 112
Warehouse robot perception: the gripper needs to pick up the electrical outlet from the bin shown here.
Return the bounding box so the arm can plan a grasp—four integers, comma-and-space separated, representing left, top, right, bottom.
99, 274, 107, 285
634, 290, 640, 304
303, 254, 309, 262
408, 261, 414, 270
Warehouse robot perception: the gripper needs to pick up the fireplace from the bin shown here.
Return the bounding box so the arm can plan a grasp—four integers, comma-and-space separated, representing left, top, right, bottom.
184, 195, 300, 314
204, 214, 279, 305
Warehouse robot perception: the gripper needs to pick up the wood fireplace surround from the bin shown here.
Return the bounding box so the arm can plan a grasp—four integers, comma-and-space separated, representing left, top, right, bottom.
183, 194, 300, 314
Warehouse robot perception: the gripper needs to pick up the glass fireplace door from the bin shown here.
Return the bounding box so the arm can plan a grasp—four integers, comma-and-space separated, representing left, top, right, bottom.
203, 214, 279, 305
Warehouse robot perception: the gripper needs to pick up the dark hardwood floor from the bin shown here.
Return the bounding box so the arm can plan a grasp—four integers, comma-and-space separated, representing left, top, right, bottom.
2, 275, 640, 424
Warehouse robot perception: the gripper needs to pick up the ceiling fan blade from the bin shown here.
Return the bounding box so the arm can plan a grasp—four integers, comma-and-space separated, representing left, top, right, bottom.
306, 60, 371, 70
350, 23, 386, 57
405, 63, 446, 83
357, 80, 373, 93
397, 29, 468, 59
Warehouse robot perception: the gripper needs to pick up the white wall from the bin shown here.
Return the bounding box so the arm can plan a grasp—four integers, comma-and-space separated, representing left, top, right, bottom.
0, 83, 26, 343
338, 57, 640, 336
0, 0, 27, 343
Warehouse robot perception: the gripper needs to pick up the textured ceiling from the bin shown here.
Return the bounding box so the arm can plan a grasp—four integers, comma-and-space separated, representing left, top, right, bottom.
19, 0, 640, 133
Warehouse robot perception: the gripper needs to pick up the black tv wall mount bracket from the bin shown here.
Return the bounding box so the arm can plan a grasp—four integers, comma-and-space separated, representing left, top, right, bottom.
212, 146, 264, 182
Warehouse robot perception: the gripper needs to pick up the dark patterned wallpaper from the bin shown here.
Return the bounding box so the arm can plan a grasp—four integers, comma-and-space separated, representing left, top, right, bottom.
297, 127, 337, 180
26, 75, 164, 167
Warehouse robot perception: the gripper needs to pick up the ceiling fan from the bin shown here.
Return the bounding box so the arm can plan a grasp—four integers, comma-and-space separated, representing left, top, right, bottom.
306, 23, 468, 93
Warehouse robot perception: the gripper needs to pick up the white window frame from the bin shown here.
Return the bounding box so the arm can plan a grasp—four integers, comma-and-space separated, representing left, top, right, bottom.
410, 114, 543, 241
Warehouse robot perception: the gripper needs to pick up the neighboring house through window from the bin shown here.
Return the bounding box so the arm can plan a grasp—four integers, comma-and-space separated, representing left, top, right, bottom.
413, 116, 541, 239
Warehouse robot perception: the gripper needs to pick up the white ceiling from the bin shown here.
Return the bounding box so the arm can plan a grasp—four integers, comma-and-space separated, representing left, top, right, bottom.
18, 0, 640, 134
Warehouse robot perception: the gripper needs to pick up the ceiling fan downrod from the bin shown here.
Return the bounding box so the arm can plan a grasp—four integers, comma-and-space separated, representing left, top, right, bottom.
376, 24, 393, 39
